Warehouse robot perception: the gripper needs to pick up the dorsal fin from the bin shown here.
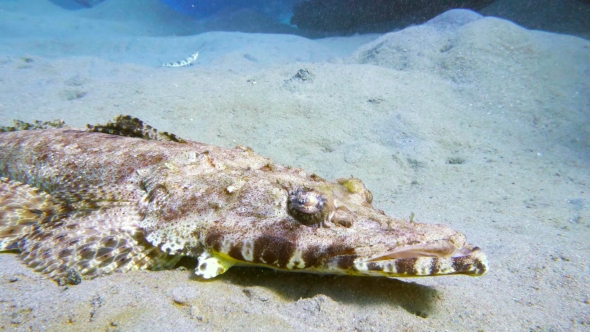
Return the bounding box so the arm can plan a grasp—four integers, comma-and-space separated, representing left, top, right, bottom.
86, 115, 186, 143
0, 119, 66, 132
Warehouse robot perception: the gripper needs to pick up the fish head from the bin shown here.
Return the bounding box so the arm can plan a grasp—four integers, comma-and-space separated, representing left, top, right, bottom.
138, 147, 488, 280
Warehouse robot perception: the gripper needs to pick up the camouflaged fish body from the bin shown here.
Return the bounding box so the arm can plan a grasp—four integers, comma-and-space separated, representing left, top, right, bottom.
0, 115, 487, 284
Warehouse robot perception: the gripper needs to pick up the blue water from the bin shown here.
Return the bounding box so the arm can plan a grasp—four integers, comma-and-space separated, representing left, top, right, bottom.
159, 0, 299, 18
50, 0, 302, 22
43, 0, 590, 38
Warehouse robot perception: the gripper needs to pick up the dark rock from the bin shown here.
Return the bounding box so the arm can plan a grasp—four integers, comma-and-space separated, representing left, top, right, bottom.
48, 0, 105, 9
75, 0, 106, 7
204, 8, 300, 34
480, 0, 590, 40
291, 0, 496, 34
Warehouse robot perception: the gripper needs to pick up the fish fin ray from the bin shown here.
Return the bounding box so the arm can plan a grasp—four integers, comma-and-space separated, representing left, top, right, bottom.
19, 206, 181, 284
0, 178, 180, 284
86, 115, 185, 143
195, 251, 235, 279
0, 119, 65, 132
0, 178, 58, 250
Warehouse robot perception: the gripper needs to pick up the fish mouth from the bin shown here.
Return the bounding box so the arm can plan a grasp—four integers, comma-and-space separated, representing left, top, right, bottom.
200, 228, 488, 279
341, 243, 488, 277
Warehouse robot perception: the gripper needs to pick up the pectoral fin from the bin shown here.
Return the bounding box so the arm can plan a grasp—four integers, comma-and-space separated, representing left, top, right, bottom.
195, 251, 236, 279
0, 178, 181, 284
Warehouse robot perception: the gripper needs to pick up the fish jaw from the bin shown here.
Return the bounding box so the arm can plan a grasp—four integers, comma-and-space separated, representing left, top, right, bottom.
194, 216, 488, 279
330, 245, 488, 277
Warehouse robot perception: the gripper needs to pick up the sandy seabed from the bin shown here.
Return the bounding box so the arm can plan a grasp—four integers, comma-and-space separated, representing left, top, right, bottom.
0, 0, 589, 331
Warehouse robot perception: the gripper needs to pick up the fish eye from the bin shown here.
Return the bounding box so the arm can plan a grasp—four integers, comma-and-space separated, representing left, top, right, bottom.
287, 188, 331, 227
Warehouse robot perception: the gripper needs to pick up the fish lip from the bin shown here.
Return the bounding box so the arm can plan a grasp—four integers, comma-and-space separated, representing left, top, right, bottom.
366, 241, 473, 261
344, 245, 488, 277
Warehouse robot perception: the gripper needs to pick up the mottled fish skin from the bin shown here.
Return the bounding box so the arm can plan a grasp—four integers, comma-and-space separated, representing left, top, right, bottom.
0, 115, 487, 284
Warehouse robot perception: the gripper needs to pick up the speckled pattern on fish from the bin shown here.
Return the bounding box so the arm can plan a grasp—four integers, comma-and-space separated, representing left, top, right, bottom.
0, 115, 487, 285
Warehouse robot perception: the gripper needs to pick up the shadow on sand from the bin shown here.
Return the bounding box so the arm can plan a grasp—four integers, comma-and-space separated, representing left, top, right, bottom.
188, 263, 440, 318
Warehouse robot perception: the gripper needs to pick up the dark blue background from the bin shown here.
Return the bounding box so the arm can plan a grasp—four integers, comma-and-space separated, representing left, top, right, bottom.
159, 0, 274, 17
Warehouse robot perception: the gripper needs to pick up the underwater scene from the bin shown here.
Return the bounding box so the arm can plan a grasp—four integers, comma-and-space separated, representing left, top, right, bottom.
0, 0, 589, 330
